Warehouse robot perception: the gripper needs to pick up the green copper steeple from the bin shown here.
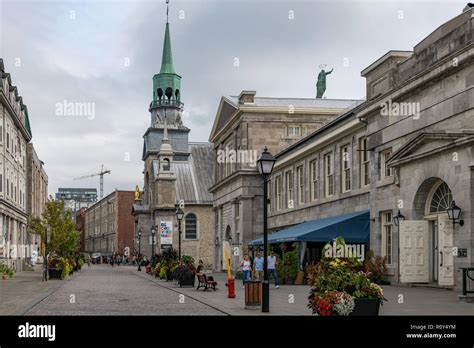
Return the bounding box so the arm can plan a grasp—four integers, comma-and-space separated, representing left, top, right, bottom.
159, 23, 175, 74
152, 19, 181, 105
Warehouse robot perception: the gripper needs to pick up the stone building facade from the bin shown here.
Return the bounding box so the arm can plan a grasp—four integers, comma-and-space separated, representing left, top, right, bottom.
263, 7, 474, 290
209, 90, 361, 271
84, 190, 135, 256
0, 59, 34, 272
26, 142, 48, 257
132, 17, 215, 267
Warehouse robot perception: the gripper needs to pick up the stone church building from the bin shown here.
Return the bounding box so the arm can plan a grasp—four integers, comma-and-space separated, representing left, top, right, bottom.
132, 18, 214, 267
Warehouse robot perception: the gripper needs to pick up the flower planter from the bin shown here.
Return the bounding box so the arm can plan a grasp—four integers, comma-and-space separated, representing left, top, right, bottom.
48, 268, 63, 280
178, 276, 195, 287
284, 277, 295, 285
166, 271, 174, 281
350, 298, 380, 316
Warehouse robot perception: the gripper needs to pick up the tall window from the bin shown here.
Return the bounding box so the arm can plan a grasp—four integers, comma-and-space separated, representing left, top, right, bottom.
310, 159, 318, 201
275, 176, 283, 211
341, 145, 351, 192
287, 125, 301, 137
360, 137, 370, 187
380, 148, 393, 179
297, 166, 304, 205
185, 213, 197, 239
324, 153, 334, 197
285, 170, 294, 208
381, 211, 393, 265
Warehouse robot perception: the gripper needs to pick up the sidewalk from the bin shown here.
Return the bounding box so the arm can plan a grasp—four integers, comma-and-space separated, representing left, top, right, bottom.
134, 269, 474, 315
0, 269, 76, 315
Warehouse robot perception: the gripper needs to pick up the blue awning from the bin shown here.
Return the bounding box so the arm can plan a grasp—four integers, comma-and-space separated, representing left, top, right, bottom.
248, 210, 370, 246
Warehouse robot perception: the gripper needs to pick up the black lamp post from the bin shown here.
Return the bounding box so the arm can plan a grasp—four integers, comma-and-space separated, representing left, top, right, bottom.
176, 207, 184, 261
393, 209, 405, 227
137, 230, 142, 271
257, 147, 276, 313
447, 200, 464, 229
151, 226, 156, 258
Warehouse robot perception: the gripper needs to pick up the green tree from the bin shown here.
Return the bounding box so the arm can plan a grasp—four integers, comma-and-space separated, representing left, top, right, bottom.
29, 200, 80, 257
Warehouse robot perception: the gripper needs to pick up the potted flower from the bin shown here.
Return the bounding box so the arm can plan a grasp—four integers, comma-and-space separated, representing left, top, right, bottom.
173, 263, 196, 287
0, 264, 15, 279
307, 237, 386, 316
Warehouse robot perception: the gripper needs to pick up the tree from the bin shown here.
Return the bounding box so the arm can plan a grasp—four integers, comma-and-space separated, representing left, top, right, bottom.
29, 200, 80, 257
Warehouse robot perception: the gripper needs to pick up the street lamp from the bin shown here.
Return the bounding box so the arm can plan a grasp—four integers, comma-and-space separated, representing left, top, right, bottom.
393, 209, 405, 227
257, 147, 276, 313
151, 226, 156, 258
176, 207, 184, 260
447, 200, 464, 229
137, 230, 142, 271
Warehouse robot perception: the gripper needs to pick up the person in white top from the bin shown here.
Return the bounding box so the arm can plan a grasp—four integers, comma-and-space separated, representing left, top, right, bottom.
267, 251, 280, 288
239, 255, 252, 287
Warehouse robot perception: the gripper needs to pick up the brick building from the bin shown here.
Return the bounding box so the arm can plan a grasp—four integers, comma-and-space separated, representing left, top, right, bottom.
84, 190, 135, 257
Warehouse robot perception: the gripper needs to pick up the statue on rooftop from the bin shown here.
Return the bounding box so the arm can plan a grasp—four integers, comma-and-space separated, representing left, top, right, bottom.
316, 64, 333, 99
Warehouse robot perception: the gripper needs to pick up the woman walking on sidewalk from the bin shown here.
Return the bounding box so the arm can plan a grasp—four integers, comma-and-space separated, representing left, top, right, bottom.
239, 255, 252, 288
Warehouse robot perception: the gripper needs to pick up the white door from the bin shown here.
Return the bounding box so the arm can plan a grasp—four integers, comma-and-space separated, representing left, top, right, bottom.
399, 220, 429, 283
437, 214, 455, 286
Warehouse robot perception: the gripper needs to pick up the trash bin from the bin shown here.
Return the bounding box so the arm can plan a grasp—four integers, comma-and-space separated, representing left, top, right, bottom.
245, 280, 262, 309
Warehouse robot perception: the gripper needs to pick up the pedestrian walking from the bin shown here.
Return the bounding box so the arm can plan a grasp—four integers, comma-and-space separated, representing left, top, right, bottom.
239, 255, 252, 288
267, 251, 280, 288
253, 252, 264, 281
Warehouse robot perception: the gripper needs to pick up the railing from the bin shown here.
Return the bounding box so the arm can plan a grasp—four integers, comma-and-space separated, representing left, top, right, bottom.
150, 99, 183, 109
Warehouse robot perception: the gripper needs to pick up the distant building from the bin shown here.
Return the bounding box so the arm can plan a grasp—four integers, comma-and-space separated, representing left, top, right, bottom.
26, 143, 48, 258
55, 188, 97, 219
0, 59, 34, 272
84, 190, 135, 256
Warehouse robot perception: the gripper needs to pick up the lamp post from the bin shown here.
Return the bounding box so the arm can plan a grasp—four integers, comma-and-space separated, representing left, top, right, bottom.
176, 207, 184, 261
393, 209, 405, 228
137, 230, 142, 271
151, 226, 156, 258
393, 209, 405, 282
447, 200, 464, 229
257, 147, 276, 313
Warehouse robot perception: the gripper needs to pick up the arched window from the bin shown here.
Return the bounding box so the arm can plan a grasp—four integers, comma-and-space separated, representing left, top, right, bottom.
428, 182, 452, 214
225, 225, 231, 240
157, 88, 163, 102
185, 213, 197, 239
165, 87, 173, 101
175, 89, 180, 102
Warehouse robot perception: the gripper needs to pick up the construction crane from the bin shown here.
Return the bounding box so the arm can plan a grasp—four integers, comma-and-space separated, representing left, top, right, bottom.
74, 164, 111, 199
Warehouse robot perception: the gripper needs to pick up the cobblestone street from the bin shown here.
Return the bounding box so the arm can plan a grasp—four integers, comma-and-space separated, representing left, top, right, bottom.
25, 265, 225, 315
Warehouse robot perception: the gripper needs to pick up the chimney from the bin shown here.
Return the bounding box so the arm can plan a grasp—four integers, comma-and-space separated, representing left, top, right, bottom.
238, 90, 256, 104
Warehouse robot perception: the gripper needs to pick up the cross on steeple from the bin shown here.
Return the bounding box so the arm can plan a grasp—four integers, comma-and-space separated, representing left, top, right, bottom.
166, 0, 169, 24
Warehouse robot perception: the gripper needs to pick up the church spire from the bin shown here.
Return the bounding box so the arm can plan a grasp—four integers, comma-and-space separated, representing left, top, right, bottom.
160, 0, 175, 74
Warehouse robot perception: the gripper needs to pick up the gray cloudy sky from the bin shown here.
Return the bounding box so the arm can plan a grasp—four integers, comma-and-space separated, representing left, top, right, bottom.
0, 0, 465, 196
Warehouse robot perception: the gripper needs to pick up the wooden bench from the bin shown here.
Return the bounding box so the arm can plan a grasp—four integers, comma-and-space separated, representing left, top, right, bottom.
196, 273, 217, 291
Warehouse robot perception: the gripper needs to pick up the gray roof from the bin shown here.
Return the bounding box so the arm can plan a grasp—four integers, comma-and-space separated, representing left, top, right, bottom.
225, 96, 362, 110
153, 142, 214, 205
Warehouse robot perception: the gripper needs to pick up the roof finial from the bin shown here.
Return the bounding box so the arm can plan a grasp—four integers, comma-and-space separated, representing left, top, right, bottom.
166, 0, 169, 23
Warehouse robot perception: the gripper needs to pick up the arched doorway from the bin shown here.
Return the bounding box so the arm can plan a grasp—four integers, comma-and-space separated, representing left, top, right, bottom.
402, 179, 454, 286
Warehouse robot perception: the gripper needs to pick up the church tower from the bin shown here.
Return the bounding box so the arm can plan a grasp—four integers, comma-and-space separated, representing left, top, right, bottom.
143, 4, 190, 163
